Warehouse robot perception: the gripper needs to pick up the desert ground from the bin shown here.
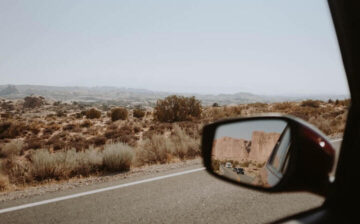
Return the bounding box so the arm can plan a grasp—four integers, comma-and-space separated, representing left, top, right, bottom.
0, 95, 349, 192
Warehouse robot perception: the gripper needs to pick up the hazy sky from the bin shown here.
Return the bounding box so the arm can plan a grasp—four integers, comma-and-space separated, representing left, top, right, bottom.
0, 0, 349, 95
215, 120, 287, 141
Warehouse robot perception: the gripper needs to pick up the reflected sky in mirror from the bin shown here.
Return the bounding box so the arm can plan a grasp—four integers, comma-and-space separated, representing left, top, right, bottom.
214, 119, 288, 141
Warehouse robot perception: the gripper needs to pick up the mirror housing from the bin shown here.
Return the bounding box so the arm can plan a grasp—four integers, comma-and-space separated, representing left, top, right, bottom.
202, 115, 335, 196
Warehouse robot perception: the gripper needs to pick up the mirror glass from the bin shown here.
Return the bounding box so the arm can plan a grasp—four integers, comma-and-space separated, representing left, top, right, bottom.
211, 119, 291, 188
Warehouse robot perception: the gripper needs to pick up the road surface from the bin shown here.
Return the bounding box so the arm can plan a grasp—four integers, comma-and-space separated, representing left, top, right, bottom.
0, 140, 342, 224
220, 165, 254, 183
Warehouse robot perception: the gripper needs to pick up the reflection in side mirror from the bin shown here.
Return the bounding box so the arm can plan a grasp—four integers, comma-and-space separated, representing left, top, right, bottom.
211, 119, 291, 188
202, 115, 336, 196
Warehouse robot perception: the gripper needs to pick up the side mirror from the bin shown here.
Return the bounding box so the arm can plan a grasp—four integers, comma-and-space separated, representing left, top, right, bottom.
202, 115, 335, 196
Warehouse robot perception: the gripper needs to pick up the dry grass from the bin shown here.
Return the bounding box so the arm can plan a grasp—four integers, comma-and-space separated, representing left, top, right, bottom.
0, 139, 24, 158
0, 96, 350, 190
0, 173, 10, 191
1, 158, 30, 185
136, 135, 173, 165
31, 148, 103, 181
28, 143, 134, 181
171, 125, 200, 159
103, 142, 134, 171
202, 106, 242, 122
136, 125, 200, 165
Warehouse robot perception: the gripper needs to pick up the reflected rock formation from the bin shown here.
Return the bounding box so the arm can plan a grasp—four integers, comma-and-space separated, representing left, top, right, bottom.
213, 131, 280, 164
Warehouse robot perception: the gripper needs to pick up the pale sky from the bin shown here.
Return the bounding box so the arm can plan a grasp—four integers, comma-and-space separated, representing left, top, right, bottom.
215, 120, 287, 141
0, 0, 349, 95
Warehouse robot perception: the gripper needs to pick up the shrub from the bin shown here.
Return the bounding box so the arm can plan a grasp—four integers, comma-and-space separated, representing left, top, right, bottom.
239, 160, 251, 168
104, 124, 137, 146
30, 149, 66, 180
53, 101, 62, 106
56, 110, 67, 117
136, 125, 200, 165
136, 135, 173, 165
74, 112, 83, 119
0, 173, 9, 191
85, 108, 101, 119
212, 159, 220, 172
69, 148, 102, 176
273, 102, 293, 111
1, 158, 30, 185
110, 107, 128, 121
26, 136, 45, 150
133, 108, 145, 119
23, 96, 45, 108
0, 139, 24, 158
337, 99, 351, 107
0, 121, 24, 139
133, 125, 141, 133
202, 106, 242, 122
46, 133, 67, 150
154, 95, 202, 122
90, 136, 107, 146
212, 103, 219, 107
80, 120, 92, 128
63, 123, 78, 131
103, 142, 134, 171
301, 100, 320, 108
69, 135, 90, 151
30, 148, 102, 180
171, 125, 200, 159
1, 112, 12, 119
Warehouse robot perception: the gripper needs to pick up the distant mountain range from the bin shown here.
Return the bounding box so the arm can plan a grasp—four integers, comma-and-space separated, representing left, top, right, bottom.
0, 84, 349, 107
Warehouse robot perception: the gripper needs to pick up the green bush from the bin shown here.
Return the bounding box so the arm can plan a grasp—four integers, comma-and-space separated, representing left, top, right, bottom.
154, 95, 202, 122
110, 108, 128, 121
85, 108, 101, 119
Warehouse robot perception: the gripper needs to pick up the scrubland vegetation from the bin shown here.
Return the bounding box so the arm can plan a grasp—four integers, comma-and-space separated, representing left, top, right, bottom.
0, 95, 350, 191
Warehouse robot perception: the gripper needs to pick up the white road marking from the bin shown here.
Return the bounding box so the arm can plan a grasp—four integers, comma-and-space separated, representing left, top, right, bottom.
331, 138, 343, 143
0, 139, 344, 214
0, 167, 205, 214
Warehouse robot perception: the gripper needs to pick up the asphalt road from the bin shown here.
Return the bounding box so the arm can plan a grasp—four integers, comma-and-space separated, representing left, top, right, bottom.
0, 140, 342, 224
220, 165, 254, 183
